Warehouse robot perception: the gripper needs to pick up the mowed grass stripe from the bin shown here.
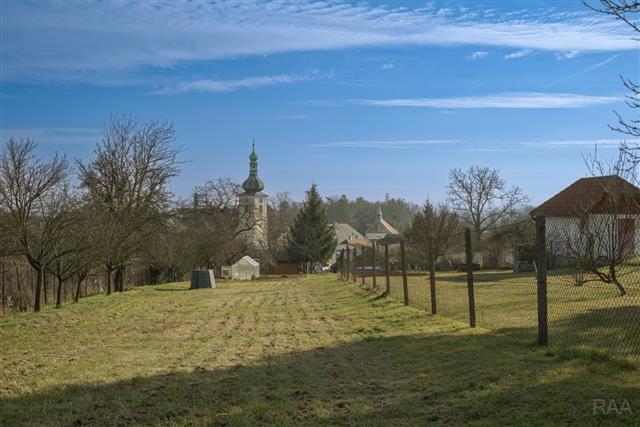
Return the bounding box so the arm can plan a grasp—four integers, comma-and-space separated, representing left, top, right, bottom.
0, 275, 638, 426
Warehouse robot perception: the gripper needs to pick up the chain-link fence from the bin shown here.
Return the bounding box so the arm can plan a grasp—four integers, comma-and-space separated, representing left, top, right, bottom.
338, 215, 640, 364
0, 258, 155, 315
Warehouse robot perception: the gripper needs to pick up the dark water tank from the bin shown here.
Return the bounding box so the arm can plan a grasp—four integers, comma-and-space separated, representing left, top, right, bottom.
190, 270, 216, 289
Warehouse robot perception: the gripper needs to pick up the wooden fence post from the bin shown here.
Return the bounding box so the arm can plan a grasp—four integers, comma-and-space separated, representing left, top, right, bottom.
384, 243, 390, 295
1, 262, 4, 316
400, 240, 409, 306
346, 247, 351, 281
427, 234, 437, 315
465, 228, 476, 328
361, 246, 365, 286
339, 249, 345, 280
372, 242, 377, 291
352, 247, 358, 283
536, 214, 549, 345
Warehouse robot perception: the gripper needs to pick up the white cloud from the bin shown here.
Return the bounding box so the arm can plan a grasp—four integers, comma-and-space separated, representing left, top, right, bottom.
2, 1, 637, 83
153, 74, 312, 95
466, 51, 489, 61
354, 92, 619, 109
555, 50, 580, 60
310, 140, 456, 148
381, 63, 395, 70
504, 49, 532, 59
0, 128, 100, 145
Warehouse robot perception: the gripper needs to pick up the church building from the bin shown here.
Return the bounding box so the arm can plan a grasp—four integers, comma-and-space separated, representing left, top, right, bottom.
365, 206, 399, 242
239, 144, 268, 248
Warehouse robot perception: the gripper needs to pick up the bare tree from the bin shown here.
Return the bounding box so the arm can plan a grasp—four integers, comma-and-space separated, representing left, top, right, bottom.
178, 178, 264, 269
47, 198, 98, 306
0, 139, 71, 311
584, 2, 640, 153
268, 192, 300, 249
78, 115, 181, 293
404, 200, 460, 262
583, 0, 639, 32
447, 166, 529, 245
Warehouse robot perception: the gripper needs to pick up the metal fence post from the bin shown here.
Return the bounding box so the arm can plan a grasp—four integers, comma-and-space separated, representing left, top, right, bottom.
400, 240, 409, 306
384, 243, 390, 295
427, 234, 437, 315
536, 214, 549, 346
372, 242, 377, 290
465, 228, 476, 327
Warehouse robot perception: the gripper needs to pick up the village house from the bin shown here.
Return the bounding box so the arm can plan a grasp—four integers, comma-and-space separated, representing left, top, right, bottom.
532, 175, 640, 261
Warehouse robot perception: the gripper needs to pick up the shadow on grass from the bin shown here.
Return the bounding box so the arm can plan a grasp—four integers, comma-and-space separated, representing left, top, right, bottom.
2, 331, 638, 426
548, 306, 640, 360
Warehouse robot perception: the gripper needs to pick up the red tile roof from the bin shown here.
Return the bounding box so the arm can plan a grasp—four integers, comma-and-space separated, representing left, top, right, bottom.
532, 175, 640, 217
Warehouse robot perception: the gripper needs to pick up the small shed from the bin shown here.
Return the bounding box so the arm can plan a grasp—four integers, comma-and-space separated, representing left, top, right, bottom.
231, 256, 260, 280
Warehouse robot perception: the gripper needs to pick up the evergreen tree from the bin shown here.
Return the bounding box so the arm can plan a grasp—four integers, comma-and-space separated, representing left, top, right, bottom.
287, 184, 337, 269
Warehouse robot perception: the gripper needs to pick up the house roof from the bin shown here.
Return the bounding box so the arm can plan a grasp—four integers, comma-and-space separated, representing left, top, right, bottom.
333, 223, 366, 243
532, 175, 640, 217
341, 237, 372, 248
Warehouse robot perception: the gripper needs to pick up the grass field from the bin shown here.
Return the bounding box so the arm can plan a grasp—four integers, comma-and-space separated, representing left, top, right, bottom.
1, 275, 639, 426
375, 269, 640, 362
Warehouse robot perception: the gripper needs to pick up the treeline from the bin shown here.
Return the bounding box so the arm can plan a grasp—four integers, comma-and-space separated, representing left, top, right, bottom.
0, 116, 182, 312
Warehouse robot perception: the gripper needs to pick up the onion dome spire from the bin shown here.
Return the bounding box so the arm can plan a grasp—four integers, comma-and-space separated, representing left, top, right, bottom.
241, 140, 264, 194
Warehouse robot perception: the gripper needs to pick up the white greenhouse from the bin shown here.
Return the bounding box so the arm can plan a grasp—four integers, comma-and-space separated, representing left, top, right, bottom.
231, 256, 260, 280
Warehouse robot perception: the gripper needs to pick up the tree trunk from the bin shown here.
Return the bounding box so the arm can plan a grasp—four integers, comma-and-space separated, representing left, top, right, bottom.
106, 267, 112, 295
474, 224, 482, 249
115, 267, 124, 292
610, 265, 627, 296
43, 272, 48, 305
73, 277, 83, 302
34, 266, 43, 312
56, 276, 63, 308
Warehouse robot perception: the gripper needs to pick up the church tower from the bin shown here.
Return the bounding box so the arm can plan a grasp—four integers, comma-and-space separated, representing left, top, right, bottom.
239, 143, 268, 248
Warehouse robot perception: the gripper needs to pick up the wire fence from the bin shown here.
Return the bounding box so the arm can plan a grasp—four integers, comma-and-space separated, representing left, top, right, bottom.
0, 258, 156, 316
338, 215, 640, 364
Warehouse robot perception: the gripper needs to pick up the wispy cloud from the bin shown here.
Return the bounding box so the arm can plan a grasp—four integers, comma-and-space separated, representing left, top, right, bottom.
555, 50, 580, 60
521, 138, 628, 148
2, 1, 637, 83
504, 49, 532, 59
310, 140, 457, 148
381, 63, 395, 70
582, 54, 620, 73
545, 54, 620, 88
0, 128, 100, 145
466, 51, 489, 61
353, 92, 619, 109
153, 73, 313, 95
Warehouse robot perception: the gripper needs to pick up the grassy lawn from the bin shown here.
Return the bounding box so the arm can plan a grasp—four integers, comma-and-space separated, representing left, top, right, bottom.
1, 275, 639, 426
381, 269, 640, 363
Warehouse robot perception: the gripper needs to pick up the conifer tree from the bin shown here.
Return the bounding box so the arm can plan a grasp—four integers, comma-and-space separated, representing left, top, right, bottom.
287, 184, 337, 270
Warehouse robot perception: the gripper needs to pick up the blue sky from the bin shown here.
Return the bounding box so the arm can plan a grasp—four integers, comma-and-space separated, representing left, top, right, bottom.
1, 0, 638, 205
